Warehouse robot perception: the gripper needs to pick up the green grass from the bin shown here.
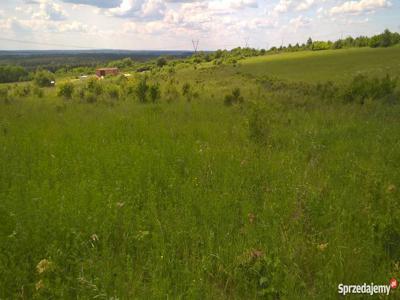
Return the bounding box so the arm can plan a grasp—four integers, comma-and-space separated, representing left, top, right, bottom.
237, 46, 400, 82
1, 47, 400, 299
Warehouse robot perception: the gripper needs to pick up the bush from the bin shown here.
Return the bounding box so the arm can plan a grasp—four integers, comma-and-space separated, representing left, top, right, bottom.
86, 78, 103, 96
13, 84, 31, 97
182, 83, 193, 102
149, 83, 161, 103
34, 70, 55, 87
224, 88, 244, 106
342, 74, 397, 104
106, 84, 120, 100
57, 82, 74, 99
136, 77, 149, 103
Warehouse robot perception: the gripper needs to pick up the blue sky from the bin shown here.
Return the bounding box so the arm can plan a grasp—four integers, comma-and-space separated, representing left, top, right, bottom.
0, 0, 399, 50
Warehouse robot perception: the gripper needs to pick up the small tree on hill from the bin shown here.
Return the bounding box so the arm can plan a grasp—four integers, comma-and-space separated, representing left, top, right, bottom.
157, 57, 167, 68
306, 37, 313, 49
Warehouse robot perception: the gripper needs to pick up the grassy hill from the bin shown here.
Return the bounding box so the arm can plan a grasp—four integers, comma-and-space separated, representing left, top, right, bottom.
237, 46, 400, 82
0, 47, 400, 299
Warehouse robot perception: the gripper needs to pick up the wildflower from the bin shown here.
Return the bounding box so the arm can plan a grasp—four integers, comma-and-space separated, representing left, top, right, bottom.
116, 202, 125, 208
91, 234, 99, 242
249, 249, 264, 259
36, 259, 52, 274
387, 184, 396, 193
35, 279, 44, 290
248, 212, 256, 224
317, 243, 328, 251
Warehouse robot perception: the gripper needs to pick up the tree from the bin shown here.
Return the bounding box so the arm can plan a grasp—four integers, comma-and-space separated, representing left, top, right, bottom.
0, 65, 28, 83
157, 57, 167, 68
306, 37, 313, 49
381, 29, 392, 47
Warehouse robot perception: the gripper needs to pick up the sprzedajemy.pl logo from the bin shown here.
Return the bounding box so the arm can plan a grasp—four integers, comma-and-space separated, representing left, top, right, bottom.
338, 278, 398, 296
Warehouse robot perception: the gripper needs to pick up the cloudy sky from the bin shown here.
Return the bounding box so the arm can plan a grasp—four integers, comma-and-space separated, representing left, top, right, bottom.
0, 0, 399, 50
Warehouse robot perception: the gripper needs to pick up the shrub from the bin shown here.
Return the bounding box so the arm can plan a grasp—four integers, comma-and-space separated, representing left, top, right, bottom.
13, 84, 31, 97
136, 77, 149, 103
342, 74, 397, 104
106, 84, 120, 100
224, 88, 244, 106
57, 82, 75, 99
182, 82, 193, 102
182, 83, 190, 96
86, 78, 103, 96
149, 83, 161, 103
34, 70, 55, 87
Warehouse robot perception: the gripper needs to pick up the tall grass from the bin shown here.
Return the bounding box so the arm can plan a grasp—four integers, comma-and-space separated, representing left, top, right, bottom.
1, 49, 400, 298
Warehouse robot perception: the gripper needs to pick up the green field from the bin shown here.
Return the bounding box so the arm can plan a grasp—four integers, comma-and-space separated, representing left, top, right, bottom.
1, 47, 400, 299
237, 46, 400, 82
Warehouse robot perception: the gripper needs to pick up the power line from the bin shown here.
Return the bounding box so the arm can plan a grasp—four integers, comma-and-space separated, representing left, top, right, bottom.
0, 37, 96, 50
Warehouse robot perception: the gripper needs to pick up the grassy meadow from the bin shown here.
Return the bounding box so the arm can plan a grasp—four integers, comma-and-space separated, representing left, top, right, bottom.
1, 47, 400, 299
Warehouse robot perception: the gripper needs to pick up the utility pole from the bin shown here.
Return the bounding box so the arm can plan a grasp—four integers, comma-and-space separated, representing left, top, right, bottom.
244, 37, 249, 48
192, 40, 199, 53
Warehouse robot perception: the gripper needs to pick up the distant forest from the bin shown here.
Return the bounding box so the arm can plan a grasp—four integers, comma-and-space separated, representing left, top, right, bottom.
0, 50, 192, 75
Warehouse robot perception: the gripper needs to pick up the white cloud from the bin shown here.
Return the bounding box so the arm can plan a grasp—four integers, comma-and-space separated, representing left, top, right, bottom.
288, 15, 312, 31
61, 0, 122, 8
330, 0, 391, 15
27, 0, 68, 21
230, 0, 258, 9
106, 0, 166, 20
274, 0, 324, 13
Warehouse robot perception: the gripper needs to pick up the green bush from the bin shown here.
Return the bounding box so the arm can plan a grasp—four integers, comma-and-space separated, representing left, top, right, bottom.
182, 83, 193, 102
149, 83, 161, 103
136, 77, 149, 103
224, 88, 244, 106
86, 78, 103, 96
106, 84, 120, 100
342, 74, 397, 104
13, 84, 31, 97
34, 70, 55, 87
57, 82, 75, 99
